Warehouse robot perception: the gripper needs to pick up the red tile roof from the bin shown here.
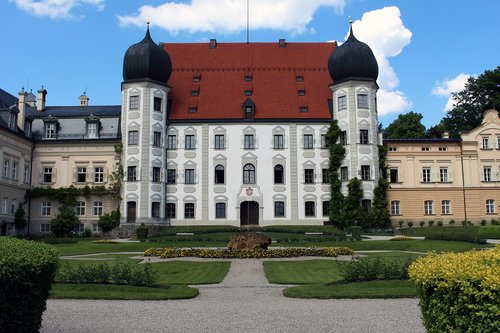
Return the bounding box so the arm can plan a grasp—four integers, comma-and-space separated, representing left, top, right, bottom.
163, 42, 336, 121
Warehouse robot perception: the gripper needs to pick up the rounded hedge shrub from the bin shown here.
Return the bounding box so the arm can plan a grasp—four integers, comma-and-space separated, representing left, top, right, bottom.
0, 237, 59, 333
350, 226, 362, 241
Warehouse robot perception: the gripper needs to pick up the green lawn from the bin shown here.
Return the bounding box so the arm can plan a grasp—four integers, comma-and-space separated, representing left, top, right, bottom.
50, 283, 198, 300
264, 260, 345, 284
283, 280, 417, 298
153, 261, 230, 285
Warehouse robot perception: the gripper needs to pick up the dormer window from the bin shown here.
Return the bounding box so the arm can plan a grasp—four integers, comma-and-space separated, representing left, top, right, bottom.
298, 90, 306, 96
24, 120, 32, 138
242, 98, 255, 120
193, 76, 201, 82
244, 90, 253, 96
300, 106, 308, 113
85, 114, 100, 139
191, 90, 199, 96
295, 76, 304, 82
188, 107, 197, 113
43, 116, 59, 139
244, 75, 252, 82
9, 111, 17, 131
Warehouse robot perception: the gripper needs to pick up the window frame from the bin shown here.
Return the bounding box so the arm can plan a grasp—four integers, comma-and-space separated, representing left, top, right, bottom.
185, 135, 195, 150
303, 134, 314, 149
153, 97, 162, 112
184, 168, 195, 184
359, 130, 369, 144
305, 201, 316, 217
273, 134, 284, 149
167, 135, 177, 149
215, 165, 225, 184
274, 201, 285, 217
391, 201, 400, 215
75, 201, 86, 216
127, 166, 137, 181
357, 94, 369, 109
76, 167, 87, 183
304, 169, 314, 184
41, 202, 52, 216
244, 134, 255, 149
440, 168, 449, 183
166, 203, 176, 218
243, 163, 255, 184
184, 203, 195, 219
422, 168, 431, 183
215, 203, 226, 219
424, 200, 434, 215
441, 200, 451, 215
486, 199, 496, 214
153, 131, 162, 147
129, 96, 140, 110
361, 165, 371, 181
166, 169, 176, 184
337, 95, 347, 110
214, 134, 225, 150
152, 167, 161, 183
151, 202, 160, 218
94, 167, 104, 183
128, 130, 139, 145
92, 201, 103, 216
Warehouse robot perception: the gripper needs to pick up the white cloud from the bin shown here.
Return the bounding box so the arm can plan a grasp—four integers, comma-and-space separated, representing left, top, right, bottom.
432, 73, 472, 111
350, 6, 412, 115
118, 0, 346, 34
11, 0, 104, 20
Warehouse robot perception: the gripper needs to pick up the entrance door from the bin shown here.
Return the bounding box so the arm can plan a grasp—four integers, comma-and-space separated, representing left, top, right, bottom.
240, 201, 259, 226
127, 201, 136, 223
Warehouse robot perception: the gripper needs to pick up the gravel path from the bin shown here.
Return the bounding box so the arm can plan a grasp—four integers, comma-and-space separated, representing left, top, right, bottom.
42, 257, 425, 333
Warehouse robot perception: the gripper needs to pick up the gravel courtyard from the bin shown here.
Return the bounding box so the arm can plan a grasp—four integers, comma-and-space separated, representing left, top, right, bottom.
41, 259, 426, 333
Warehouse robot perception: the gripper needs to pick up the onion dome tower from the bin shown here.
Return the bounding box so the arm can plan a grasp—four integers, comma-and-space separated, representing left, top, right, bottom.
121, 22, 171, 225
328, 20, 380, 206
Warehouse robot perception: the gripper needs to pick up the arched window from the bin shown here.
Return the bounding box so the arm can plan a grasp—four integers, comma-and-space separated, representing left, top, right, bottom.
215, 165, 225, 184
274, 164, 284, 184
243, 163, 255, 184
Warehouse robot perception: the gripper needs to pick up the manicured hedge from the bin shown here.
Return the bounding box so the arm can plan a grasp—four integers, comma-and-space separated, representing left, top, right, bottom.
478, 226, 500, 239
144, 247, 354, 259
408, 247, 500, 333
0, 237, 59, 333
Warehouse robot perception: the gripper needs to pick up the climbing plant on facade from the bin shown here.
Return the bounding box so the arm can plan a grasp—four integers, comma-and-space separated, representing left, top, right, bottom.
326, 120, 345, 226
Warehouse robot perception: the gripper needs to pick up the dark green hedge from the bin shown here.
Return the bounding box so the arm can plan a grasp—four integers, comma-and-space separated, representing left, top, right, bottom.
0, 237, 59, 333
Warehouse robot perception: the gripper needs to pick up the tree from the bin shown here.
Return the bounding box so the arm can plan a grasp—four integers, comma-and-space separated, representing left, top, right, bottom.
14, 206, 27, 232
383, 111, 426, 139
342, 178, 365, 229
49, 205, 80, 237
98, 208, 120, 235
440, 66, 500, 138
326, 120, 345, 226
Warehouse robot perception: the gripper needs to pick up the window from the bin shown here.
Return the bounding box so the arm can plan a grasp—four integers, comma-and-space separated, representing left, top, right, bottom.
215, 203, 226, 218
153, 97, 162, 112
184, 169, 195, 184
128, 131, 139, 145
422, 168, 431, 183
41, 202, 52, 216
185, 135, 195, 149
93, 201, 103, 216
439, 147, 447, 152
340, 131, 347, 145
244, 134, 254, 149
12, 162, 17, 180
193, 75, 201, 82
305, 201, 315, 217
391, 201, 400, 215
10, 199, 16, 214
359, 130, 369, 144
486, 199, 496, 214
185, 203, 195, 218
43, 167, 53, 183
357, 94, 369, 109
76, 201, 85, 216
303, 134, 313, 149
295, 76, 304, 82
244, 75, 253, 82
304, 169, 314, 184
129, 96, 140, 110
274, 164, 284, 184
274, 201, 285, 217
361, 165, 370, 181
322, 169, 329, 184
341, 167, 348, 181
483, 167, 492, 182
361, 199, 372, 212
215, 165, 225, 184
337, 95, 347, 110
40, 224, 50, 232
153, 167, 161, 182
215, 134, 225, 149
441, 200, 451, 215
152, 202, 160, 218
3, 160, 9, 178
421, 147, 430, 152
274, 134, 284, 149
92, 223, 99, 232
497, 137, 500, 149
244, 90, 252, 96
167, 135, 177, 149
191, 90, 199, 97
390, 169, 399, 183
424, 200, 434, 215
482, 137, 489, 149
298, 90, 306, 96
166, 203, 176, 218
77, 167, 87, 183
127, 166, 137, 181
321, 135, 328, 149
45, 123, 56, 139
243, 164, 255, 184
322, 201, 330, 217
24, 166, 30, 183
94, 167, 104, 183
87, 123, 98, 139
389, 147, 397, 151
440, 168, 449, 183
2, 198, 7, 214
300, 106, 308, 113
153, 132, 162, 147
167, 169, 176, 184
188, 107, 197, 113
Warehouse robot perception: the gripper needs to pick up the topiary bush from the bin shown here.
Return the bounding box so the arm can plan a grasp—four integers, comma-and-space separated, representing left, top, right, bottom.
407, 221, 414, 228
409, 247, 500, 333
350, 226, 362, 241
0, 237, 59, 333
480, 219, 487, 226
428, 220, 435, 227
436, 221, 443, 227
419, 221, 425, 228
449, 219, 455, 226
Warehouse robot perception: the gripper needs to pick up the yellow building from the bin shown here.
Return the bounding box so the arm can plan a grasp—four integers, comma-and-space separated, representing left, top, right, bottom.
386, 109, 500, 225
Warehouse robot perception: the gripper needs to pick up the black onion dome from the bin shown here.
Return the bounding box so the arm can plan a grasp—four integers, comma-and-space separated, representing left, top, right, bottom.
123, 26, 172, 83
328, 24, 378, 83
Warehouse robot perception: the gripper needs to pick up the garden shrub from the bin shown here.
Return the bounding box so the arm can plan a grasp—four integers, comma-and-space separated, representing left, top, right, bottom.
136, 224, 148, 242
350, 226, 362, 241
409, 247, 500, 333
424, 227, 486, 244
461, 220, 467, 226
480, 219, 487, 226
0, 237, 59, 333
492, 219, 499, 226
407, 221, 413, 228
419, 221, 425, 228
436, 221, 443, 227
398, 220, 404, 228
449, 219, 455, 225
478, 226, 500, 239
339, 256, 412, 282
428, 220, 435, 227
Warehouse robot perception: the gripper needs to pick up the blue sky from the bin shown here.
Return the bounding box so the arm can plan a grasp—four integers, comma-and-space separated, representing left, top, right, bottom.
1, 0, 498, 127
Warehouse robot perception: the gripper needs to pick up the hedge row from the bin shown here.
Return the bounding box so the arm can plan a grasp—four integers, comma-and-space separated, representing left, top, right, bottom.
478, 226, 500, 240
0, 237, 59, 333
408, 246, 500, 333
144, 247, 354, 259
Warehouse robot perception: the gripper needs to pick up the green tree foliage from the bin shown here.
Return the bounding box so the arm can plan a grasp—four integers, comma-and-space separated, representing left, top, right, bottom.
440, 66, 500, 138
50, 205, 80, 237
97, 208, 121, 234
383, 111, 426, 139
14, 206, 27, 231
326, 120, 345, 225
368, 146, 390, 228
342, 178, 365, 228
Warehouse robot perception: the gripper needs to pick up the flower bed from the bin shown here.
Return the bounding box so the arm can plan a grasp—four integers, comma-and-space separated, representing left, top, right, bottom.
144, 247, 353, 259
408, 246, 500, 333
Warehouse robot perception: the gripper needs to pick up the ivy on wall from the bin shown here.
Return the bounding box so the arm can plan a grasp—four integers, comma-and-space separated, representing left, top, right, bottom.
326, 120, 346, 226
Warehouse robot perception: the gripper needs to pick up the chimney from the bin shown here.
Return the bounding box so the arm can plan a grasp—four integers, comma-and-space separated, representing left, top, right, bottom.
209, 39, 217, 49
79, 93, 89, 106
442, 131, 450, 139
17, 88, 27, 131
279, 38, 286, 48
37, 86, 47, 112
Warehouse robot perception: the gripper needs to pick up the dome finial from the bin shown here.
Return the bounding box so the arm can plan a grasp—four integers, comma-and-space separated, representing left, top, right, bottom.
347, 17, 356, 40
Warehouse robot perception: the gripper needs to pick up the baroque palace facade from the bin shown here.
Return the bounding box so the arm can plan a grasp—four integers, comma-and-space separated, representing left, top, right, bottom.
0, 25, 498, 234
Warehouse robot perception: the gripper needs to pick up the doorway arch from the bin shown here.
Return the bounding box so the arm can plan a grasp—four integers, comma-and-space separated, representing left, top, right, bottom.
240, 201, 259, 226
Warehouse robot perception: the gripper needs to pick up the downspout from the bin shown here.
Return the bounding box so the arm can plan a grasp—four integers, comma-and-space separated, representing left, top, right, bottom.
460, 142, 467, 223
